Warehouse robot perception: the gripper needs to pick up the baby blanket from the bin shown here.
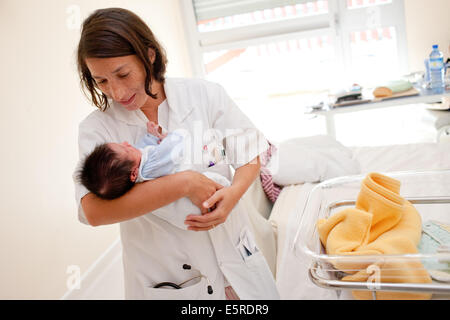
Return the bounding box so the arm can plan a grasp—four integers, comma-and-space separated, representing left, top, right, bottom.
317, 172, 432, 300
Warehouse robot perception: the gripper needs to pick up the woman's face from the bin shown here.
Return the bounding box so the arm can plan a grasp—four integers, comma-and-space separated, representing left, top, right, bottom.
85, 55, 150, 111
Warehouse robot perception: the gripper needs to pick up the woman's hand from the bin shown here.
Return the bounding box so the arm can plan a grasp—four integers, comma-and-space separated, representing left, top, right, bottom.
184, 186, 241, 231
184, 156, 261, 231
184, 171, 224, 214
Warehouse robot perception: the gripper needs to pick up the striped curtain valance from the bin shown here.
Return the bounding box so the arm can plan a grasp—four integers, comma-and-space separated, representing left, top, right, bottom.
193, 0, 314, 21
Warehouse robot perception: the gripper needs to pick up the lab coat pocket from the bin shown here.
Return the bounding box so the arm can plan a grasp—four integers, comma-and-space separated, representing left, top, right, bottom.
229, 227, 280, 300
144, 277, 207, 300
220, 252, 279, 300
244, 251, 280, 300
236, 227, 258, 261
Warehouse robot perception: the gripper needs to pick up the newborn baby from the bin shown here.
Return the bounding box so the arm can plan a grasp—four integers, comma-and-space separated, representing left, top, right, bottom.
77, 121, 229, 229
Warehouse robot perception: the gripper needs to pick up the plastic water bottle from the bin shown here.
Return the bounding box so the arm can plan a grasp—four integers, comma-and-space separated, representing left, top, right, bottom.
424, 59, 431, 87
429, 44, 445, 94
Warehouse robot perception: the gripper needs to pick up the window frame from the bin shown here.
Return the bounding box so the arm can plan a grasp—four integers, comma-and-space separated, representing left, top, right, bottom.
179, 0, 408, 81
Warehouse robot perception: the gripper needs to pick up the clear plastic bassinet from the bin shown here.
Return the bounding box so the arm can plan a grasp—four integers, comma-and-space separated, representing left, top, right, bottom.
293, 170, 450, 299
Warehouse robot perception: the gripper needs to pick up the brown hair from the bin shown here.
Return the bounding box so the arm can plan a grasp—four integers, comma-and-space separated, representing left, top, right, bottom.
77, 7, 168, 111
77, 143, 135, 200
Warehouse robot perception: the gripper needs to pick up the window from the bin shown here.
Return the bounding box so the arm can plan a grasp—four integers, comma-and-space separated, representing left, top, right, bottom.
337, 0, 408, 87
180, 0, 408, 141
196, 1, 330, 33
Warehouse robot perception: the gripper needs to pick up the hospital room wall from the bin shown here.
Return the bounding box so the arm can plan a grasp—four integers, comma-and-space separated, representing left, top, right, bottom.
0, 0, 191, 299
404, 0, 450, 72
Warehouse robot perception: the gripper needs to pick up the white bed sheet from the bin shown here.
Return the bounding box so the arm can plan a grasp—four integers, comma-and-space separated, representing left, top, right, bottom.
270, 141, 450, 300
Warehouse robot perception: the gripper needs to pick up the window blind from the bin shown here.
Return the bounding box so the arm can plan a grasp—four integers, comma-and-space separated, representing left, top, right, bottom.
192, 0, 313, 22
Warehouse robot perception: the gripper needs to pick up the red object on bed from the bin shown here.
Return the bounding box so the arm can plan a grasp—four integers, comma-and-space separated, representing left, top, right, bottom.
260, 141, 282, 203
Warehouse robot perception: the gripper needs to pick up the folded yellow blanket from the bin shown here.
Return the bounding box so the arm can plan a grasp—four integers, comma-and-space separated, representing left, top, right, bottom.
317, 172, 432, 300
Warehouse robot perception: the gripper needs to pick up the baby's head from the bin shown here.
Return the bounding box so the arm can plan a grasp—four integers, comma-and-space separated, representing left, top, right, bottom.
78, 142, 141, 199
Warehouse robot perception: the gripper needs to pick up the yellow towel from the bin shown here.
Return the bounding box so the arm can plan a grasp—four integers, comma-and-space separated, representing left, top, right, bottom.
317, 172, 432, 300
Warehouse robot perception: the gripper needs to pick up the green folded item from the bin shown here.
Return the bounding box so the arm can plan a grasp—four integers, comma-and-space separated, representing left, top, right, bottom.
418, 220, 450, 282
373, 80, 413, 97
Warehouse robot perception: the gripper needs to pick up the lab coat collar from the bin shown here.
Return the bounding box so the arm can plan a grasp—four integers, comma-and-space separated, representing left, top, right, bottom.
164, 78, 193, 123
106, 100, 147, 126
105, 77, 193, 126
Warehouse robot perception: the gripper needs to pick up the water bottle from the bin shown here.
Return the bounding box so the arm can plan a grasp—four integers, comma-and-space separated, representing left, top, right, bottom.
424, 59, 431, 88
429, 44, 445, 94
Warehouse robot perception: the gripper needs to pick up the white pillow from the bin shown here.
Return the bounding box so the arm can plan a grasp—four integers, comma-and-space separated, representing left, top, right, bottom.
266, 135, 361, 186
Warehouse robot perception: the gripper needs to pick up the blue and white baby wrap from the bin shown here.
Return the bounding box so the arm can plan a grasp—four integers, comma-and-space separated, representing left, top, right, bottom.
133, 130, 229, 230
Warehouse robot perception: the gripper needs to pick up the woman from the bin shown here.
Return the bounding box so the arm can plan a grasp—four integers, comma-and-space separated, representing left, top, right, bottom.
73, 7, 279, 300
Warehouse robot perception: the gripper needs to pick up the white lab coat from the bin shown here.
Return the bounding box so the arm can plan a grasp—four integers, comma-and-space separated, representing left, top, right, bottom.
73, 78, 280, 300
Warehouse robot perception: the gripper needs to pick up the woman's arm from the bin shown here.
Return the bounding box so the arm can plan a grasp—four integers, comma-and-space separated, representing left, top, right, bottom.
82, 170, 223, 226
184, 156, 261, 231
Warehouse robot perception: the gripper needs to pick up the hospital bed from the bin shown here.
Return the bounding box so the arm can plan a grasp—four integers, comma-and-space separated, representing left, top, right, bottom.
241, 141, 450, 299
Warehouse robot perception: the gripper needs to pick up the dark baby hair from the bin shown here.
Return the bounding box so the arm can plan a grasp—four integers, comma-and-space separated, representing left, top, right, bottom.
78, 143, 135, 200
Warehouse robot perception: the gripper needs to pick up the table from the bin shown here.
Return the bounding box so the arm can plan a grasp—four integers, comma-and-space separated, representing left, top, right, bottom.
306, 87, 450, 139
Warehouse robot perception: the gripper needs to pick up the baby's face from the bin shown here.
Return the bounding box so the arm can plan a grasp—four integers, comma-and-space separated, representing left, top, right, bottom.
108, 142, 142, 167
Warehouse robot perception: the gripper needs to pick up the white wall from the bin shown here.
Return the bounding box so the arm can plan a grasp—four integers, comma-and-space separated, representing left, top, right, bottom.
404, 0, 450, 72
0, 0, 191, 299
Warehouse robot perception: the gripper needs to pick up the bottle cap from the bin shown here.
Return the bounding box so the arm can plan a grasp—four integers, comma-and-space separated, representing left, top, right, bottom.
432, 44, 438, 49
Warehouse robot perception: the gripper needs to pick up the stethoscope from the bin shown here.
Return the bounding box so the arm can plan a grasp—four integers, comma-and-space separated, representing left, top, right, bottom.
153, 264, 213, 294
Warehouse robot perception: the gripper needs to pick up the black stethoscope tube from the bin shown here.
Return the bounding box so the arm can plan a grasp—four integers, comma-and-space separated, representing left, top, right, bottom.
153, 264, 213, 294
